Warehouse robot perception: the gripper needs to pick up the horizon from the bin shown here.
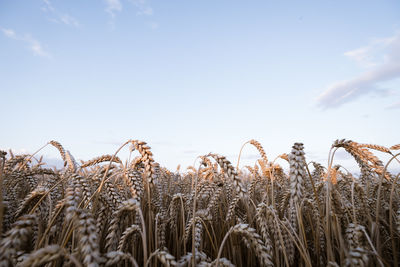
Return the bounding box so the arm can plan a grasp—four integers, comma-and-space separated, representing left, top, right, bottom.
1, 0, 399, 173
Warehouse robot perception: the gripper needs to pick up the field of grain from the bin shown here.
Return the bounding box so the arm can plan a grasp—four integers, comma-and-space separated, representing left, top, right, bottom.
0, 139, 399, 266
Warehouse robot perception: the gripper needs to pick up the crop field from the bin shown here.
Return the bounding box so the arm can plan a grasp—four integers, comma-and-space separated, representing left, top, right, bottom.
0, 139, 399, 266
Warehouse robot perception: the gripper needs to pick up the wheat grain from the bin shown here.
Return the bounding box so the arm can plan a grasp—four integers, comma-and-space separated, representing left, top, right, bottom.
81, 155, 122, 168
0, 139, 398, 266
0, 215, 37, 266
390, 144, 400, 150
231, 224, 273, 267
18, 245, 66, 267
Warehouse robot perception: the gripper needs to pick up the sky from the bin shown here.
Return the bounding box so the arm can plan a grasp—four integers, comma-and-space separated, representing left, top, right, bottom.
1, 0, 400, 172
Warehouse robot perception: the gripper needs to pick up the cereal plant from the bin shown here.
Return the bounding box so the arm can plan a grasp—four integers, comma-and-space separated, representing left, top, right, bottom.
0, 139, 399, 266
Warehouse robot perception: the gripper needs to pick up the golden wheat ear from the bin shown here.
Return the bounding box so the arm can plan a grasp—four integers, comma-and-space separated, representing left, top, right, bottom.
390, 144, 400, 150
49, 140, 66, 163
359, 143, 391, 153
81, 154, 122, 168
207, 153, 247, 197
236, 139, 268, 170
249, 139, 269, 163
129, 140, 156, 184
2, 139, 400, 266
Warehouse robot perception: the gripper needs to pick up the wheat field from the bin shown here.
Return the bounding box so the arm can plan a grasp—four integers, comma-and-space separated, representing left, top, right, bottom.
0, 139, 399, 266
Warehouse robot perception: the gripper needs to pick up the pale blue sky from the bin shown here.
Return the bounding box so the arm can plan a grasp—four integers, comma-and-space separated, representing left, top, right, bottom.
1, 0, 399, 171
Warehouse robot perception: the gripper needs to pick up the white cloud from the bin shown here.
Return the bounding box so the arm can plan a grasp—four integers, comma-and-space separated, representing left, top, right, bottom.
42, 0, 80, 28
60, 14, 80, 27
344, 46, 375, 68
2, 28, 16, 38
1, 28, 51, 58
28, 38, 49, 57
317, 32, 400, 109
104, 0, 154, 25
42, 0, 55, 12
105, 0, 122, 18
149, 21, 159, 29
130, 0, 153, 16
105, 0, 153, 17
343, 36, 396, 68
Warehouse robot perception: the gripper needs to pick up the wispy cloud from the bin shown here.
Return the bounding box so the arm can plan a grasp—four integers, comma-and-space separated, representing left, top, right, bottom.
1, 28, 51, 58
2, 28, 16, 38
343, 35, 396, 68
316, 32, 400, 109
130, 0, 153, 16
105, 0, 122, 18
104, 0, 155, 28
42, 0, 80, 28
149, 21, 159, 29
59, 14, 80, 27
